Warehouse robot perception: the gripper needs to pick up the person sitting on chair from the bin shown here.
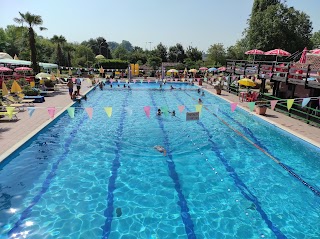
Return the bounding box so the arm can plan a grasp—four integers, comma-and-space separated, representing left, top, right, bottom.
246, 91, 253, 102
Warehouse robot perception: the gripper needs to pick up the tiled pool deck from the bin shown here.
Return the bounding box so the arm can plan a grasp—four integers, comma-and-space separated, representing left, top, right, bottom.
0, 79, 319, 163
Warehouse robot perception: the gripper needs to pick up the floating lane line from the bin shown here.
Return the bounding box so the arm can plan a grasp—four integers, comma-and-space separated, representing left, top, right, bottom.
149, 92, 196, 239
184, 91, 320, 197
101, 91, 130, 239
7, 92, 103, 237
174, 93, 287, 239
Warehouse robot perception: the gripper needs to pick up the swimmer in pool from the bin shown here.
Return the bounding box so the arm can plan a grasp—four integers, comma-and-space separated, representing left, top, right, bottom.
154, 145, 166, 156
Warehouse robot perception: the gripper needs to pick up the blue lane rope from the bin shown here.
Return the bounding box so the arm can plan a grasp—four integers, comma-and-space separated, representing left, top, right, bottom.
174, 93, 287, 239
184, 91, 320, 197
149, 92, 196, 239
101, 91, 130, 239
7, 92, 104, 237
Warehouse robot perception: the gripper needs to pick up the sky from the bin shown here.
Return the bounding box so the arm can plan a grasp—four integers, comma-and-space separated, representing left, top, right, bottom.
1, 0, 319, 52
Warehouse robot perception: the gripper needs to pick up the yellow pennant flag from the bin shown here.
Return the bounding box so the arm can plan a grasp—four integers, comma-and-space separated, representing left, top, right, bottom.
287, 99, 294, 111
195, 104, 202, 113
104, 107, 112, 118
6, 107, 15, 119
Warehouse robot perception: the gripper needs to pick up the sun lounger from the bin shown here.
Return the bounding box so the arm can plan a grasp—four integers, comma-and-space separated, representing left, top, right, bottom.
39, 90, 55, 96
5, 95, 35, 106
1, 101, 25, 112
0, 107, 19, 121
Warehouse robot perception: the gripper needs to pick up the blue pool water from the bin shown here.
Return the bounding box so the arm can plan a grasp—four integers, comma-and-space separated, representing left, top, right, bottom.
0, 82, 320, 239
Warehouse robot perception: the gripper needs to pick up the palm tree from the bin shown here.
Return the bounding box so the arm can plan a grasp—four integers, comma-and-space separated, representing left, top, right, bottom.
14, 12, 47, 73
51, 35, 67, 66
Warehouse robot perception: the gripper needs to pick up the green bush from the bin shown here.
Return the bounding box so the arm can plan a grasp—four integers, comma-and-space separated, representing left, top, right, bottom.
44, 79, 55, 88
22, 85, 39, 96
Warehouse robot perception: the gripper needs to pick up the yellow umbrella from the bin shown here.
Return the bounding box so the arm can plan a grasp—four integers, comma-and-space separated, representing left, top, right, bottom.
68, 68, 72, 76
14, 54, 19, 60
2, 82, 9, 96
11, 80, 22, 93
238, 78, 256, 87
57, 69, 61, 78
99, 66, 105, 74
50, 73, 56, 81
189, 69, 198, 73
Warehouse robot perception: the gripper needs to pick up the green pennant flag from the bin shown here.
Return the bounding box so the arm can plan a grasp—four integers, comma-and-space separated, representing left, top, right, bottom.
67, 107, 75, 118
248, 102, 256, 112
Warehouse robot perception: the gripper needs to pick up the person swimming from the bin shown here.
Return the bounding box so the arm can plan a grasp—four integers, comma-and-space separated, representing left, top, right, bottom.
198, 98, 203, 104
157, 108, 162, 116
154, 145, 166, 156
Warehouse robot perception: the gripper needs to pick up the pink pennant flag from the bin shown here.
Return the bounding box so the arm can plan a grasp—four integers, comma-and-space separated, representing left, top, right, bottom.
47, 107, 56, 119
143, 106, 151, 118
133, 79, 136, 83
178, 105, 185, 113
230, 102, 238, 112
270, 100, 278, 110
148, 79, 150, 83
301, 98, 310, 108
85, 107, 93, 119
140, 79, 143, 83
269, 73, 273, 77
27, 107, 35, 117
110, 79, 114, 84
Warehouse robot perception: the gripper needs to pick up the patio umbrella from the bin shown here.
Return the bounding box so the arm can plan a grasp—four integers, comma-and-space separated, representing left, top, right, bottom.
218, 66, 226, 72
264, 49, 291, 62
35, 72, 51, 79
14, 67, 33, 71
68, 68, 72, 76
310, 49, 320, 54
238, 78, 256, 87
199, 67, 208, 71
11, 80, 22, 93
0, 67, 13, 72
167, 69, 178, 73
299, 47, 307, 64
189, 69, 197, 73
2, 82, 9, 96
208, 67, 218, 72
14, 54, 19, 60
57, 69, 61, 78
99, 66, 104, 74
245, 49, 264, 62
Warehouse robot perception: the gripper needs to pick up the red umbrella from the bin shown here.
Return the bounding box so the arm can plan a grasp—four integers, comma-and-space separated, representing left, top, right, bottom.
310, 49, 320, 54
218, 66, 226, 72
299, 47, 307, 64
14, 67, 33, 71
199, 67, 208, 71
245, 49, 265, 55
245, 49, 264, 62
265, 49, 291, 62
0, 67, 13, 72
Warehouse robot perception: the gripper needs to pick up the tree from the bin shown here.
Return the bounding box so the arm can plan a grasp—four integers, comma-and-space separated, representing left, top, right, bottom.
311, 31, 320, 49
154, 43, 168, 62
36, 36, 54, 63
185, 46, 203, 62
168, 43, 186, 63
0, 28, 8, 52
246, 1, 313, 53
14, 12, 47, 73
83, 37, 111, 59
51, 35, 66, 66
63, 43, 75, 67
207, 43, 226, 66
112, 45, 128, 60
147, 56, 162, 70
108, 41, 119, 51
226, 38, 249, 60
120, 40, 133, 52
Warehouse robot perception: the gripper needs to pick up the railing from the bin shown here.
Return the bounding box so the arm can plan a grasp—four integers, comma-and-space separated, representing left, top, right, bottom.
261, 94, 320, 127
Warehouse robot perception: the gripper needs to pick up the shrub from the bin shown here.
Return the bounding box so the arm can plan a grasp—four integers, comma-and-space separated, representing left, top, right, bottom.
22, 85, 39, 96
44, 80, 55, 88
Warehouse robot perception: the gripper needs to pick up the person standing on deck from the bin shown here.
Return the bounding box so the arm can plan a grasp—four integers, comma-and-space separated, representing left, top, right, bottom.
76, 78, 81, 96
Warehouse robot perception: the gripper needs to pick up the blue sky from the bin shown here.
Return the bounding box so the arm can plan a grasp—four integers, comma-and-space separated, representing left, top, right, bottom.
1, 0, 319, 52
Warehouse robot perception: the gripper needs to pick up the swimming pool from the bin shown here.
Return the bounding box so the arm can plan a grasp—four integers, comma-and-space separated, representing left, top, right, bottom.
0, 82, 319, 239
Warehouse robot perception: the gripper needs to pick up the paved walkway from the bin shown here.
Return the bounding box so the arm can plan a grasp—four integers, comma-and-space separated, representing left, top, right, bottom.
0, 80, 93, 161
0, 79, 319, 162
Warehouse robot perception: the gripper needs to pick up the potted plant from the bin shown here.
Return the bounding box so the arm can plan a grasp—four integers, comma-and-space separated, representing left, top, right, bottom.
22, 85, 40, 96
213, 79, 224, 95
255, 101, 268, 115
